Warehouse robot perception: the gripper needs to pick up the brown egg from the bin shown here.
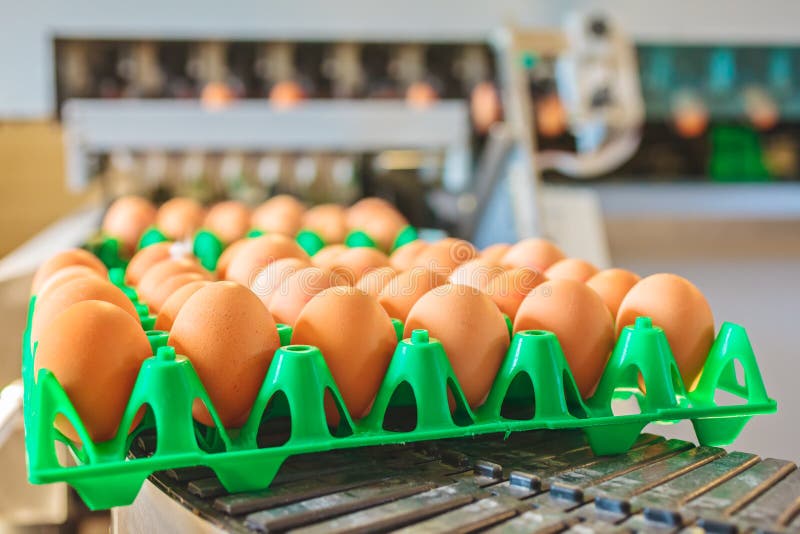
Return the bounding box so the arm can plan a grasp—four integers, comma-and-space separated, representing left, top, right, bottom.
406, 82, 438, 107
169, 282, 281, 427
544, 258, 600, 282
536, 94, 568, 138
31, 249, 107, 295
125, 242, 188, 286
249, 257, 311, 307
203, 201, 251, 244
513, 279, 614, 398
485, 267, 547, 321
481, 243, 511, 263
268, 267, 347, 326
157, 197, 205, 241
471, 81, 502, 134
292, 286, 397, 420
31, 276, 139, 345
355, 266, 397, 297
215, 238, 248, 279
404, 284, 510, 408
378, 268, 450, 323
136, 258, 211, 307
251, 195, 306, 236
346, 198, 408, 252
332, 247, 391, 283
411, 238, 477, 276
224, 234, 310, 287
389, 240, 429, 271
303, 204, 348, 244
347, 198, 396, 228
37, 265, 104, 303
154, 280, 210, 331
449, 259, 505, 291
501, 238, 565, 272
34, 300, 151, 442
147, 272, 208, 313
101, 196, 157, 256
269, 80, 305, 108
616, 274, 715, 390
201, 82, 235, 108
312, 244, 349, 270
586, 269, 641, 319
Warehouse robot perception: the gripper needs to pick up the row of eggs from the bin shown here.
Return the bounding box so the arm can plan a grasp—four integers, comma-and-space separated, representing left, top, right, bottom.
101, 194, 410, 256
30, 226, 714, 444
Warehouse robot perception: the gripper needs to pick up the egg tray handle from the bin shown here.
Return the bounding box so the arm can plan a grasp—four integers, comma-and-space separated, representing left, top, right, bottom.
22, 297, 775, 510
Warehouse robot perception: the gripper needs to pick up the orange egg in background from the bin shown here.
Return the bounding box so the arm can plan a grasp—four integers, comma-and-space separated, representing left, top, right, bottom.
513, 278, 615, 399
125, 242, 182, 286
480, 243, 511, 264
268, 267, 349, 326
215, 238, 248, 280
303, 204, 349, 245
146, 272, 208, 313
586, 268, 641, 319
616, 273, 715, 390
101, 196, 157, 256
378, 268, 449, 323
249, 257, 311, 308
404, 284, 510, 408
203, 200, 251, 244
169, 282, 281, 428
485, 267, 547, 321
355, 266, 397, 297
389, 240, 429, 272
157, 197, 206, 241
36, 265, 104, 303
34, 300, 152, 443
224, 234, 310, 287
292, 286, 397, 421
136, 258, 211, 307
501, 238, 565, 272
31, 249, 108, 295
405, 82, 438, 108
251, 195, 306, 236
312, 245, 349, 270
269, 80, 305, 108
544, 258, 599, 282
155, 280, 211, 331
448, 258, 505, 291
411, 238, 477, 276
201, 82, 236, 109
332, 247, 391, 283
31, 276, 140, 345
470, 81, 502, 134
345, 199, 408, 252
346, 198, 401, 230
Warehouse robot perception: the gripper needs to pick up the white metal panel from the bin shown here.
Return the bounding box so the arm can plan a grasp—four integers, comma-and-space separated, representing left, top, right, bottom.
62, 99, 472, 191
2, 0, 800, 118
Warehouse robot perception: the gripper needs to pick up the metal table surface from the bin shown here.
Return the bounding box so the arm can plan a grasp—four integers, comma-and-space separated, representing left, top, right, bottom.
113, 430, 800, 533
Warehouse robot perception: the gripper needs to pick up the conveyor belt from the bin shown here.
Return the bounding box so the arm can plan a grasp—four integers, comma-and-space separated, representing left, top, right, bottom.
127, 431, 800, 533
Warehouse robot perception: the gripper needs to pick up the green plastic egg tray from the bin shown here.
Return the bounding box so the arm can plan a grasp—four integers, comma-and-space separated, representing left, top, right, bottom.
86, 222, 419, 271
22, 268, 776, 510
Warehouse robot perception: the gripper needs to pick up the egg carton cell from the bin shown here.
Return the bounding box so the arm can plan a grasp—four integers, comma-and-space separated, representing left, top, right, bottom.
21, 267, 776, 510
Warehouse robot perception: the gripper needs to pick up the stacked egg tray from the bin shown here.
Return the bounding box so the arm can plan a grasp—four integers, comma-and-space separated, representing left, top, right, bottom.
23, 262, 776, 511
85, 222, 420, 270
